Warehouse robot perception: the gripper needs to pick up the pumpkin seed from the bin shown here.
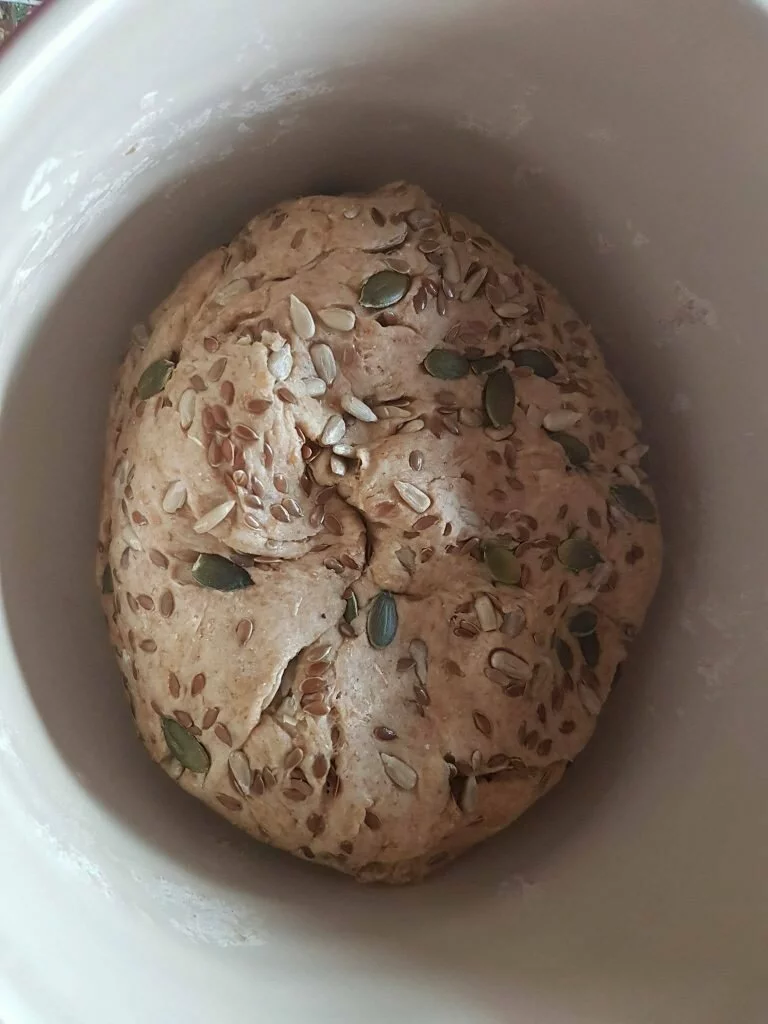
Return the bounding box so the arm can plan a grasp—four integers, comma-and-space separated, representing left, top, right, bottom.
569, 608, 598, 636
610, 484, 657, 523
548, 431, 590, 466
101, 565, 114, 595
367, 591, 398, 648
511, 348, 557, 378
191, 553, 253, 591
359, 270, 410, 309
137, 358, 175, 400
423, 348, 470, 380
555, 637, 574, 671
380, 752, 418, 790
161, 716, 210, 773
579, 631, 601, 668
484, 542, 521, 586
557, 537, 602, 572
470, 353, 503, 375
344, 592, 359, 624
484, 368, 516, 427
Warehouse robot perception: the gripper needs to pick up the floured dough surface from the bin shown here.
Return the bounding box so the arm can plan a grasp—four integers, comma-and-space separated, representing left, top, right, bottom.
98, 182, 662, 883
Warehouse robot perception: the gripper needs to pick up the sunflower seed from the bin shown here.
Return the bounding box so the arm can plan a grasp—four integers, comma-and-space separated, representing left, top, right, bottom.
289, 294, 315, 340
623, 443, 649, 466
543, 409, 582, 431
341, 393, 377, 422
617, 463, 641, 486
360, 270, 410, 309
395, 547, 416, 573
320, 414, 346, 446
474, 594, 500, 631
178, 389, 196, 430
192, 553, 253, 591
409, 638, 429, 686
484, 368, 516, 427
298, 378, 324, 400
161, 717, 210, 773
227, 749, 252, 795
318, 307, 356, 332
473, 711, 492, 736
484, 542, 522, 585
501, 607, 526, 637
138, 358, 175, 400
493, 300, 528, 319
423, 348, 470, 380
309, 343, 337, 386
192, 500, 235, 534
442, 247, 461, 283
367, 591, 397, 649
578, 681, 603, 715
393, 480, 431, 514
461, 267, 489, 301
558, 537, 602, 572
268, 346, 293, 381
489, 648, 533, 679
159, 590, 175, 618
101, 565, 114, 595
455, 773, 478, 813
380, 752, 417, 790
610, 483, 657, 522
122, 525, 143, 552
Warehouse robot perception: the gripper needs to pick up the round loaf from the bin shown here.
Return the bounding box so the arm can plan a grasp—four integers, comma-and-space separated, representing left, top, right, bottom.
98, 182, 662, 883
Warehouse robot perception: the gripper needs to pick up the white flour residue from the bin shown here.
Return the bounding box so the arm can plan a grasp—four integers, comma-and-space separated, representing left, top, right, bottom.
21, 157, 62, 212
457, 100, 533, 140
666, 281, 719, 332
31, 822, 113, 900
586, 126, 613, 143
239, 68, 332, 117
137, 875, 267, 947
669, 391, 692, 414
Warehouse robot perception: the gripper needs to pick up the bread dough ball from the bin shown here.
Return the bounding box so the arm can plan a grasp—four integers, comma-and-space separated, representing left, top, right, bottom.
98, 182, 662, 883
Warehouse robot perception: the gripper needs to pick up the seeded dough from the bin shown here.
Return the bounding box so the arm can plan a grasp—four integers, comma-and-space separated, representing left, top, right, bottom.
98, 182, 662, 883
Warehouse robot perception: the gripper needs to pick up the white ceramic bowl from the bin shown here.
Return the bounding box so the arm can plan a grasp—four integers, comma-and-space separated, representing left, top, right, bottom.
1, 1, 766, 1020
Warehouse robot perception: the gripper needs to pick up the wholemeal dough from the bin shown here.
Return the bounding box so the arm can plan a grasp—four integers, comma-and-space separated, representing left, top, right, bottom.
98, 182, 662, 883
